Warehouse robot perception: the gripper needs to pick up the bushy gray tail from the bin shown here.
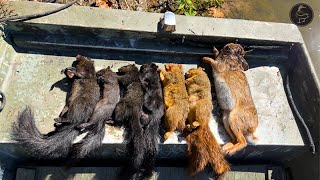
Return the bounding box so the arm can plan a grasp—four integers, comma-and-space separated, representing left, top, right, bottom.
71, 119, 106, 159
12, 107, 79, 159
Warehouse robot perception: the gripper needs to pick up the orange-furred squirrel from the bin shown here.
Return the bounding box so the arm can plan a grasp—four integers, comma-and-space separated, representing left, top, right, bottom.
184, 67, 230, 178
160, 64, 189, 140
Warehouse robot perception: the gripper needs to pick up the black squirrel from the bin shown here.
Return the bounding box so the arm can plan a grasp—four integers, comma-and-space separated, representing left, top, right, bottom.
113, 64, 164, 179
70, 66, 120, 159
113, 64, 145, 178
13, 55, 100, 159
138, 63, 164, 178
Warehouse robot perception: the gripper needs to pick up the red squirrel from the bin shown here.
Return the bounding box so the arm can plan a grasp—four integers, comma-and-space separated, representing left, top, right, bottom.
185, 67, 230, 178
159, 64, 189, 140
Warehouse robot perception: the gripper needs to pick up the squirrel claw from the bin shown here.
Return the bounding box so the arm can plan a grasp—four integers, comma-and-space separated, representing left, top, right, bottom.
186, 124, 193, 131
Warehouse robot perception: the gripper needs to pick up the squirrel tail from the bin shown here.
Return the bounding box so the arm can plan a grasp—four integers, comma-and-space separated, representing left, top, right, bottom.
185, 125, 230, 177
71, 119, 106, 160
140, 114, 161, 177
117, 111, 145, 180
12, 106, 79, 159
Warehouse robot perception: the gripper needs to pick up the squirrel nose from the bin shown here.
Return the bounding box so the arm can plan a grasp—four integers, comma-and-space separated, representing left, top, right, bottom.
97, 76, 104, 83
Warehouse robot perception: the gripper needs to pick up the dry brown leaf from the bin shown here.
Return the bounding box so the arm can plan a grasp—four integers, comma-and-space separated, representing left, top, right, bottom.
208, 7, 224, 18
95, 0, 112, 9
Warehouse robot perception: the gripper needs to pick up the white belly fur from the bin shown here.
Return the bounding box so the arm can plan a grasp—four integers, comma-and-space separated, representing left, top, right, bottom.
214, 74, 234, 111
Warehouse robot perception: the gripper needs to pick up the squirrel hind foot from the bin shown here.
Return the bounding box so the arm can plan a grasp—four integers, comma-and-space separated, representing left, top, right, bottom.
163, 131, 173, 141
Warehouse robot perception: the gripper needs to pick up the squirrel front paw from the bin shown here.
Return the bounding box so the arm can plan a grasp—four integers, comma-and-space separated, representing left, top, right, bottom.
191, 121, 200, 128
186, 121, 200, 131
159, 69, 166, 81
202, 57, 216, 64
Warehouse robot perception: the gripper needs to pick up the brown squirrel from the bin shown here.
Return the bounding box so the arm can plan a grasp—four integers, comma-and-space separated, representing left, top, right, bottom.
202, 43, 258, 155
185, 67, 230, 178
160, 64, 189, 140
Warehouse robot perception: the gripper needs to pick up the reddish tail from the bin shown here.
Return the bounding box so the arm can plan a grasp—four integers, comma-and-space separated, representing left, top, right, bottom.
185, 125, 230, 178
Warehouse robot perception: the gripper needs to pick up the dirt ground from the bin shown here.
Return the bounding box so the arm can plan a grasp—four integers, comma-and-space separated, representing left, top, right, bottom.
28, 0, 227, 18
50, 0, 171, 11
74, 0, 252, 18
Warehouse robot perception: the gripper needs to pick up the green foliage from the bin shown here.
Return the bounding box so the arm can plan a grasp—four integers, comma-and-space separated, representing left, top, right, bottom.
175, 0, 224, 16
200, 0, 224, 8
176, 0, 197, 16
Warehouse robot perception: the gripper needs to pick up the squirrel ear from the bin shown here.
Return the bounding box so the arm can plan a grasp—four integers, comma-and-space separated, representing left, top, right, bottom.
76, 55, 83, 61
213, 47, 219, 57
231, 43, 245, 56
76, 55, 92, 62
151, 63, 158, 70
238, 46, 245, 56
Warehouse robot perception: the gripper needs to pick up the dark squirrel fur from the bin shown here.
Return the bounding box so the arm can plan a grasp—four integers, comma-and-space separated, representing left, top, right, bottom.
12, 55, 100, 159
113, 64, 145, 179
115, 64, 164, 179
71, 66, 120, 159
138, 63, 164, 177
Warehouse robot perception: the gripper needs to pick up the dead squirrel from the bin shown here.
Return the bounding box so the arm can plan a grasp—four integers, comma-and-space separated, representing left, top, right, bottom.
54, 55, 99, 126
113, 64, 145, 179
13, 55, 100, 159
138, 63, 164, 178
184, 67, 230, 178
202, 43, 258, 155
160, 64, 189, 140
71, 66, 120, 159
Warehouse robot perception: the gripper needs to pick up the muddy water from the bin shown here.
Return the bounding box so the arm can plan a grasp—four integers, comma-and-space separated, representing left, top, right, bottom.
222, 0, 320, 81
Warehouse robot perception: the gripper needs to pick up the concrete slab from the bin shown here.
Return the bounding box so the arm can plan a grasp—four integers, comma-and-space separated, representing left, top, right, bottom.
0, 1, 318, 166
0, 52, 304, 160
7, 1, 305, 44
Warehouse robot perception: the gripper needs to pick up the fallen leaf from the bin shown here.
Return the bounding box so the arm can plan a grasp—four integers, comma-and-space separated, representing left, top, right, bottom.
208, 7, 224, 18
95, 0, 112, 9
